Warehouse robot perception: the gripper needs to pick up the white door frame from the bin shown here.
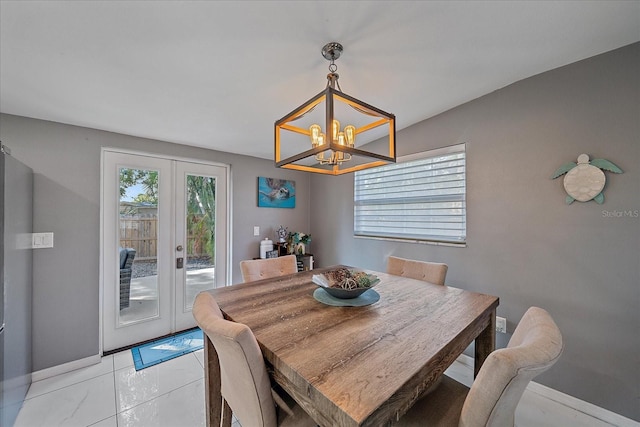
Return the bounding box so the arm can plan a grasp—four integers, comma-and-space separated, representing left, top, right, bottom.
99, 147, 231, 354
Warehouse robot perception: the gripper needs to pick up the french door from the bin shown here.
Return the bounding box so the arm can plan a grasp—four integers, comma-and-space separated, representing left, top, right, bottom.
102, 150, 228, 352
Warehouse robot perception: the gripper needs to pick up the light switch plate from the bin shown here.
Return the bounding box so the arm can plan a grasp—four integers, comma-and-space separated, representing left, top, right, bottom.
32, 232, 54, 248
253, 226, 260, 236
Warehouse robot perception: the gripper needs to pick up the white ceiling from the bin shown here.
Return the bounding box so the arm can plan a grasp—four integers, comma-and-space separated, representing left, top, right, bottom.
1, 1, 639, 160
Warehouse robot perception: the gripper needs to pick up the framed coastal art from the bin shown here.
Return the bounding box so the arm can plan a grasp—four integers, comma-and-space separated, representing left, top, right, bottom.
257, 177, 296, 208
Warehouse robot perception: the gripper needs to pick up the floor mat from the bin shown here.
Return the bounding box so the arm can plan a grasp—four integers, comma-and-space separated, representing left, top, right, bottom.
132, 328, 204, 371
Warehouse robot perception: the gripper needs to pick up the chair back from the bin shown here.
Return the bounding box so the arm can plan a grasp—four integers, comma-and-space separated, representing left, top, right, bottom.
192, 292, 278, 427
387, 256, 448, 286
459, 307, 564, 427
240, 255, 298, 283
119, 247, 136, 270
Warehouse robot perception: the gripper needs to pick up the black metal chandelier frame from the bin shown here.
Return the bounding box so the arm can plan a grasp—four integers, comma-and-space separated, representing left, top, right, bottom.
274, 42, 396, 176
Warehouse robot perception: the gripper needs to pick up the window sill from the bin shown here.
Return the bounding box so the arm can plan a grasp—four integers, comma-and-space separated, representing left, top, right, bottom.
354, 235, 466, 248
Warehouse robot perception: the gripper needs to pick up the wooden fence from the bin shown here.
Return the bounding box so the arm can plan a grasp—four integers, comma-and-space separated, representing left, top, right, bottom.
120, 217, 157, 260
119, 215, 212, 260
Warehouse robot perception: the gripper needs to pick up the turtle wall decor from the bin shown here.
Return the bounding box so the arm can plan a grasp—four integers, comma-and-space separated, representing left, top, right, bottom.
551, 154, 623, 204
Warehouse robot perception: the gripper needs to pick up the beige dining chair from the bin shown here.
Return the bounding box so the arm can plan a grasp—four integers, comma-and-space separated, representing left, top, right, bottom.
192, 292, 317, 427
240, 255, 298, 283
396, 306, 564, 427
387, 256, 449, 286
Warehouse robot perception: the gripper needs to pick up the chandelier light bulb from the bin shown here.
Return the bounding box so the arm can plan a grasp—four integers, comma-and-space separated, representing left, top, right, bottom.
344, 125, 356, 148
309, 124, 321, 146
331, 119, 341, 141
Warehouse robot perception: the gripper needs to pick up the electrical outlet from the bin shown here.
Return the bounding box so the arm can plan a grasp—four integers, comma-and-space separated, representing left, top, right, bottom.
253, 226, 260, 236
496, 316, 507, 334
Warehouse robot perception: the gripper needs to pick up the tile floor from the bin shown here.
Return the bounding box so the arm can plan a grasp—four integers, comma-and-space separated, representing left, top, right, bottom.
13, 349, 227, 427
14, 349, 621, 427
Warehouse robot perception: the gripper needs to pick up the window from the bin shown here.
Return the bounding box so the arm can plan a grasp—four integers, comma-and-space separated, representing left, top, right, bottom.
354, 144, 466, 244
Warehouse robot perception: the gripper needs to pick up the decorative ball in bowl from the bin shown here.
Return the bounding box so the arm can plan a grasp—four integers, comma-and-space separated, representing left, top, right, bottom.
312, 267, 380, 299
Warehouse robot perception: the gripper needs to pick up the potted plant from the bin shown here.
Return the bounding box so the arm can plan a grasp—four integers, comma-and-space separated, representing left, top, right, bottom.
287, 232, 311, 255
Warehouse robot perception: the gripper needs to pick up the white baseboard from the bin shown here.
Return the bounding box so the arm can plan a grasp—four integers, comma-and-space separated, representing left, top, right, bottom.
31, 354, 101, 382
455, 354, 639, 427
525, 381, 639, 427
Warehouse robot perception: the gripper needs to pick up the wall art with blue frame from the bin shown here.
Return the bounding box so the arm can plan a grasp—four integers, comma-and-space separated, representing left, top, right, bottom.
257, 177, 295, 208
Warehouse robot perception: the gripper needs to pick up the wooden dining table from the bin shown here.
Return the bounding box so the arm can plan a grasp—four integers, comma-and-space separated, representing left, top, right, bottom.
201, 265, 499, 427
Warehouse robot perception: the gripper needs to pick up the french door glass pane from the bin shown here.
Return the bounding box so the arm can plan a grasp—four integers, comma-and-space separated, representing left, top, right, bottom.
118, 167, 160, 325
184, 174, 216, 310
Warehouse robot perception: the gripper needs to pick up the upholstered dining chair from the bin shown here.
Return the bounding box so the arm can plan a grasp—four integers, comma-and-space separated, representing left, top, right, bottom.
387, 255, 449, 286
192, 292, 316, 427
240, 255, 298, 283
396, 306, 564, 427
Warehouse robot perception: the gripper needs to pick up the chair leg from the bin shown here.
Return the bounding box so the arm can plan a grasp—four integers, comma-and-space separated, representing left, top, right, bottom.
204, 337, 222, 427
221, 399, 232, 427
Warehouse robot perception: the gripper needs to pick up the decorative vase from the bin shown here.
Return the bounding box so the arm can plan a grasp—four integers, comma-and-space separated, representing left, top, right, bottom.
296, 243, 305, 255
276, 225, 288, 243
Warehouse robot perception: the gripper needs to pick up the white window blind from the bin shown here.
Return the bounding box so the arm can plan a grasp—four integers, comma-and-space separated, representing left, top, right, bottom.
354, 144, 466, 244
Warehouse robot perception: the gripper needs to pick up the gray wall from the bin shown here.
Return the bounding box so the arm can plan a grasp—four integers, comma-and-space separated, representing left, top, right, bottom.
310, 43, 639, 420
0, 114, 311, 371
0, 42, 637, 420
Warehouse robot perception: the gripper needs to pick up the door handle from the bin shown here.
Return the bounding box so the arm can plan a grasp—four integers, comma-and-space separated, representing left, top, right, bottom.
176, 257, 184, 269
176, 245, 183, 252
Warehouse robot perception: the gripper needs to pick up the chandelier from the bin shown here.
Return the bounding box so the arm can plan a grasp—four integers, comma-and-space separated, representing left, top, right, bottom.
275, 42, 396, 175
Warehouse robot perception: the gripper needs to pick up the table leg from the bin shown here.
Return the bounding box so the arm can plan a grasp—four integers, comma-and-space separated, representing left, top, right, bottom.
204, 334, 222, 427
221, 399, 233, 427
474, 309, 496, 378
